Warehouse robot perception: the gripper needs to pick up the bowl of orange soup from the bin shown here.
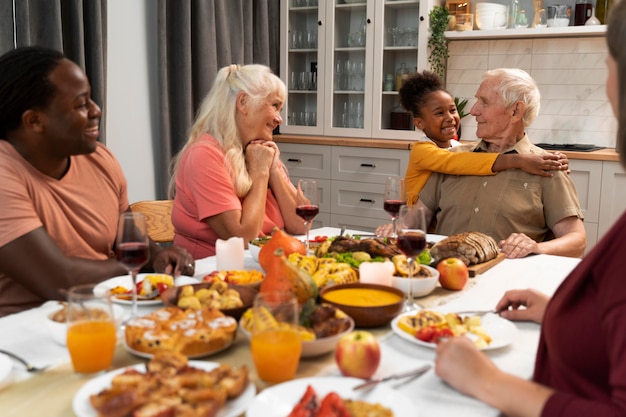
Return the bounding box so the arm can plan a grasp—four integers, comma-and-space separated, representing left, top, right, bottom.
319, 283, 405, 328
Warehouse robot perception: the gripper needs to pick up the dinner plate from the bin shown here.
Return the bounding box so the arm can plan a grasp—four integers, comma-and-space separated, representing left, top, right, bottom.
246, 376, 416, 417
0, 353, 12, 387
94, 274, 198, 306
122, 337, 234, 360
391, 311, 519, 351
72, 361, 255, 417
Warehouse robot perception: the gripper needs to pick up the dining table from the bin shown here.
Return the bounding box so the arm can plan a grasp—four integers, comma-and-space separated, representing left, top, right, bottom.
0, 227, 582, 417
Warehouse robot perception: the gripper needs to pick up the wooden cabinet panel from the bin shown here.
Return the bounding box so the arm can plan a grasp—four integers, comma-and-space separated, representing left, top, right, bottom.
331, 146, 409, 184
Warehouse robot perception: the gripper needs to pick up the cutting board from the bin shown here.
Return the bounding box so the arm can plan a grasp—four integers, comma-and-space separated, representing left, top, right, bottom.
468, 253, 506, 277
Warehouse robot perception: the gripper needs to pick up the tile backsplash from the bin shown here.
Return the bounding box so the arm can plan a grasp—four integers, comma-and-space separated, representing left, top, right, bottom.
446, 36, 616, 148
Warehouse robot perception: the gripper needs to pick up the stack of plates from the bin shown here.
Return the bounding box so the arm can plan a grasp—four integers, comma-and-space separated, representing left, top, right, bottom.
475, 2, 508, 30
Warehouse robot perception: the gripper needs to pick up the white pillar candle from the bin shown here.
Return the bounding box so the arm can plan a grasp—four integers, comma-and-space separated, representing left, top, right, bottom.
216, 237, 245, 270
359, 261, 395, 286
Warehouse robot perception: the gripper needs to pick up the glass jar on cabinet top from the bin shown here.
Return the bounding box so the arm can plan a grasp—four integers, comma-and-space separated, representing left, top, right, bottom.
280, 0, 434, 139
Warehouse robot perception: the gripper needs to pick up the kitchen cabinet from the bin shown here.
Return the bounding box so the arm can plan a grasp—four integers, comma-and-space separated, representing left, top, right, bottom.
569, 159, 601, 253
598, 161, 626, 238
278, 143, 410, 232
569, 160, 626, 253
279, 0, 435, 140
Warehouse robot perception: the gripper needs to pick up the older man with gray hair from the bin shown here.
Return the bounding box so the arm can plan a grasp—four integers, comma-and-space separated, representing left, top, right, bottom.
417, 68, 585, 259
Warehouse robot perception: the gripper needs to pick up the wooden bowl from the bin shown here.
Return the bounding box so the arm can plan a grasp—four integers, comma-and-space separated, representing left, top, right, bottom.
319, 283, 405, 328
160, 283, 257, 321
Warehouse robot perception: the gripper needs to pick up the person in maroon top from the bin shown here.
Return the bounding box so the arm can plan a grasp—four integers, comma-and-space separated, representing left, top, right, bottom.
434, 2, 626, 416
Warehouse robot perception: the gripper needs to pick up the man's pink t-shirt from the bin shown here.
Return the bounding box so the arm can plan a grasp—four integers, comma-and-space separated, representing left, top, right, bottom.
172, 134, 289, 259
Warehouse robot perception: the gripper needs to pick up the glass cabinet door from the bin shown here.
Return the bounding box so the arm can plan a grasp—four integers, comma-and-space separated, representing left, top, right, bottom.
371, 0, 422, 140
324, 0, 374, 137
280, 0, 324, 134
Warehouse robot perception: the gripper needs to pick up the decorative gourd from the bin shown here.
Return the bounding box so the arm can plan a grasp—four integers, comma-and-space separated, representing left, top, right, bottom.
260, 248, 318, 305
258, 228, 306, 272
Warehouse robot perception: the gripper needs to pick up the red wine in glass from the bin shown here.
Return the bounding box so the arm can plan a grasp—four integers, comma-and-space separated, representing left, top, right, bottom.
116, 242, 149, 271
296, 205, 319, 222
397, 230, 427, 258
384, 199, 404, 218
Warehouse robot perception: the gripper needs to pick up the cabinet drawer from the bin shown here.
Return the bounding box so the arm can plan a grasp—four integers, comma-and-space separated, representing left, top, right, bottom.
329, 214, 382, 233
331, 146, 409, 184
331, 181, 388, 220
278, 143, 331, 180
291, 177, 331, 214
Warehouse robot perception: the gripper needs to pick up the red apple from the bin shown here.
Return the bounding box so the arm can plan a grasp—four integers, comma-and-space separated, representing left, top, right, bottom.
335, 330, 381, 379
437, 258, 469, 290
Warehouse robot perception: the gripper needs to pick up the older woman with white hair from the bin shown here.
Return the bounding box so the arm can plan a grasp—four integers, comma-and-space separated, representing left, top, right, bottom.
169, 64, 306, 259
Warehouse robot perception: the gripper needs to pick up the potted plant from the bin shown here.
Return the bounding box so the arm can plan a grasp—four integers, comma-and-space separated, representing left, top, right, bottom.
454, 97, 469, 140
428, 6, 450, 80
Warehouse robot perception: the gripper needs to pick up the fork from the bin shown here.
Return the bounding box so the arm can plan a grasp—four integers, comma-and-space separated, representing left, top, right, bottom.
0, 349, 50, 373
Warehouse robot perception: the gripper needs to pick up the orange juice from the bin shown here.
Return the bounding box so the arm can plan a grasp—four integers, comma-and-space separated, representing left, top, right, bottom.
67, 320, 117, 374
251, 329, 302, 383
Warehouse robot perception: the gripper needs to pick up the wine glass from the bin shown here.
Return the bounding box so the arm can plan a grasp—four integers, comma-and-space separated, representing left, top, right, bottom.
384, 176, 406, 238
396, 205, 427, 312
116, 212, 149, 320
296, 179, 319, 255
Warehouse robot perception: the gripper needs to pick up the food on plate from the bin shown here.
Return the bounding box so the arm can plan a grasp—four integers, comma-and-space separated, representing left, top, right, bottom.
89, 351, 248, 417
110, 274, 174, 300
124, 306, 237, 357
316, 236, 402, 259
258, 228, 306, 272
48, 302, 111, 323
391, 254, 435, 278
176, 281, 243, 310
240, 303, 351, 341
397, 310, 492, 347
429, 231, 499, 266
202, 269, 263, 286
287, 385, 394, 417
335, 330, 381, 379
436, 257, 469, 290
249, 235, 271, 248
287, 253, 358, 288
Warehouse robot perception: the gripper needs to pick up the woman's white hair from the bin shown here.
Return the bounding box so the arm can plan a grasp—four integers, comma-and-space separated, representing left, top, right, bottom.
168, 64, 286, 198
482, 68, 540, 127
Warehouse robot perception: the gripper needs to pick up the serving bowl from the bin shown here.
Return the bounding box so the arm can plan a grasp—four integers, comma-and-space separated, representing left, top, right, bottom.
391, 265, 439, 297
239, 314, 355, 357
248, 241, 261, 263
46, 303, 125, 346
319, 283, 405, 328
160, 282, 257, 320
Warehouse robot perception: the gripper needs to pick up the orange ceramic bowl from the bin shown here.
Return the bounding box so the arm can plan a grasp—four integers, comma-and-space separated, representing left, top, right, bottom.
319, 283, 405, 328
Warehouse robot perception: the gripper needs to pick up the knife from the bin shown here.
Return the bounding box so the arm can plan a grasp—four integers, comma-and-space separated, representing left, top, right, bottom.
352, 364, 431, 391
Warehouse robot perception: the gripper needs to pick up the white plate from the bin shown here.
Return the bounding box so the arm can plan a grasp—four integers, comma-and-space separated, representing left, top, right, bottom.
391, 311, 519, 351
94, 274, 198, 306
246, 376, 416, 417
122, 337, 234, 359
0, 353, 12, 386
72, 361, 255, 417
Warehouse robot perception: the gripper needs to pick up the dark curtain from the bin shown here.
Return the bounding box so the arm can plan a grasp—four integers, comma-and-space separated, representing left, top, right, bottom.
0, 0, 107, 142
156, 0, 280, 199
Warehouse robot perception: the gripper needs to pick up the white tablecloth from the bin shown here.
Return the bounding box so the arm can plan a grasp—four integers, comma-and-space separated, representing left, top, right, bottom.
0, 227, 582, 416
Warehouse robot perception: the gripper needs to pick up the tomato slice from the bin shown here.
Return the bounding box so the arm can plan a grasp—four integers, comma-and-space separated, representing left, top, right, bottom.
433, 327, 454, 343
415, 325, 437, 343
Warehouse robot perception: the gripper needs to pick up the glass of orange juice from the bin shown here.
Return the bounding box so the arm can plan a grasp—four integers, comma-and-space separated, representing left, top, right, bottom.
250, 291, 302, 383
66, 284, 117, 375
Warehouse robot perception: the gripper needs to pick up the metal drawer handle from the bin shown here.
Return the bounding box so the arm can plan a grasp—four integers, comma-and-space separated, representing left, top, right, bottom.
360, 198, 376, 203
287, 158, 302, 163
360, 163, 376, 168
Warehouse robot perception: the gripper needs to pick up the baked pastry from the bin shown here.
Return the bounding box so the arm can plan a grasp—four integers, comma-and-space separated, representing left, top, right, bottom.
125, 306, 237, 357
90, 351, 249, 417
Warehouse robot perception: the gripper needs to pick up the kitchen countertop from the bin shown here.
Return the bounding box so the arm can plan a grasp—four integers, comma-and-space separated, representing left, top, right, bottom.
273, 134, 620, 162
